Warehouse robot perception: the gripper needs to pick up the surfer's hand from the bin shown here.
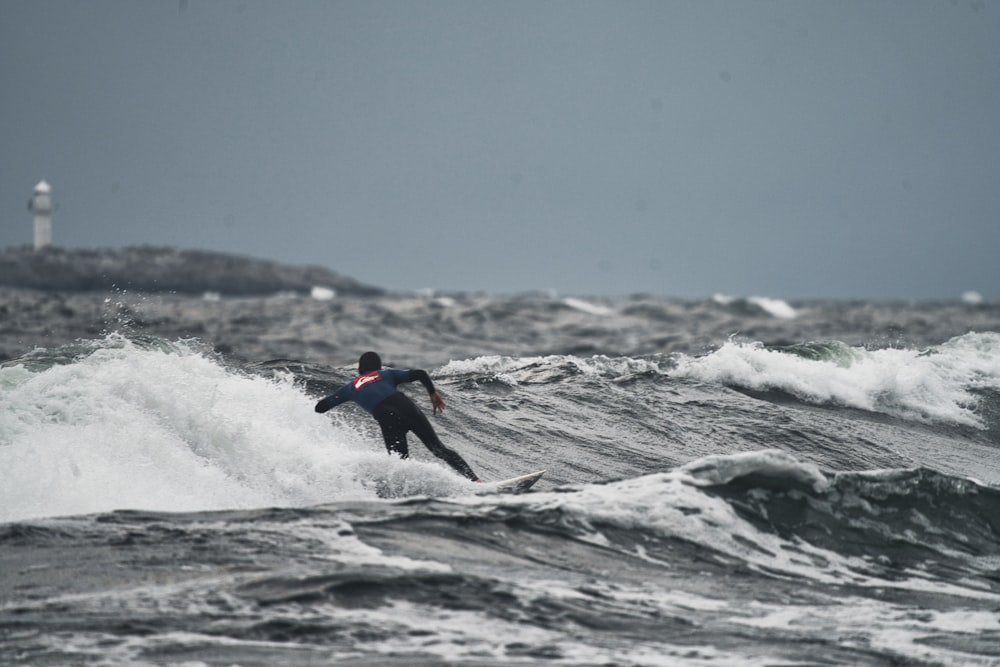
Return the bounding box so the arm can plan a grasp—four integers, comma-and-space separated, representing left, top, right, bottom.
430, 391, 446, 414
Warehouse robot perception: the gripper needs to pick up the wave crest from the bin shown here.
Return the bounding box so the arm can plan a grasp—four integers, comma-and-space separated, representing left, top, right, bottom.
672, 332, 1000, 428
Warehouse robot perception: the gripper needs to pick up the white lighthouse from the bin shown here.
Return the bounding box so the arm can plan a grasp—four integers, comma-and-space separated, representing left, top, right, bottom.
29, 180, 53, 251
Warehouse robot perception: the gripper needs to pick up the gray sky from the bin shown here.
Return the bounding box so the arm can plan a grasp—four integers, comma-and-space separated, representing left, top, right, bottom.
2, 0, 998, 299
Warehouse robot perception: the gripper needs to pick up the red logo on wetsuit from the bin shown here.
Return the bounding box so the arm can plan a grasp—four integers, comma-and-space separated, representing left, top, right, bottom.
353, 371, 381, 390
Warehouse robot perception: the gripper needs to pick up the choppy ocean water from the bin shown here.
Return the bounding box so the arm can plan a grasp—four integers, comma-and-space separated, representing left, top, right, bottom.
2, 288, 1000, 666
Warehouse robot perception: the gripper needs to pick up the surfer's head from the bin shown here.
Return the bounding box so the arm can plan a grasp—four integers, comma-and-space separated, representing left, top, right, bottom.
358, 351, 382, 374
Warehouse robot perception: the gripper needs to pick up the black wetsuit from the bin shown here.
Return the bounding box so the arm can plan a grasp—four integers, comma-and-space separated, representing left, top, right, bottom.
315, 368, 479, 481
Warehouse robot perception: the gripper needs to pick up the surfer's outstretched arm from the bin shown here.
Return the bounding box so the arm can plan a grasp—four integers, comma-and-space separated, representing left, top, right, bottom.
315, 390, 349, 413
406, 369, 446, 414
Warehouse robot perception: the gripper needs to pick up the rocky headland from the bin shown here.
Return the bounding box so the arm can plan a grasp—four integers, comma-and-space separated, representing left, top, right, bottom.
0, 245, 383, 296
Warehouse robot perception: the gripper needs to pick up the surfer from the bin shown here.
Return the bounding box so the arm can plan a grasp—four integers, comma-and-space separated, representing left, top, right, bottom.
315, 351, 480, 482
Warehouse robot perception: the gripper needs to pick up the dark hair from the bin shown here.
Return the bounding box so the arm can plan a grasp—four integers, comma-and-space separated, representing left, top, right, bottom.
358, 351, 382, 374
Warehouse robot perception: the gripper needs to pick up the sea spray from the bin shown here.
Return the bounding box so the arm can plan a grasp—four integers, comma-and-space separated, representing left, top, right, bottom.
0, 336, 472, 522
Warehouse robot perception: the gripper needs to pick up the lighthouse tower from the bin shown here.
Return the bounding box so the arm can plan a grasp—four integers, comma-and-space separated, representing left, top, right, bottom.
29, 180, 53, 251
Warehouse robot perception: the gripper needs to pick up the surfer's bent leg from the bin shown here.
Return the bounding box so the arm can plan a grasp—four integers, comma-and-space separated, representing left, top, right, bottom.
403, 398, 480, 482
425, 437, 479, 482
374, 394, 478, 481
372, 399, 409, 458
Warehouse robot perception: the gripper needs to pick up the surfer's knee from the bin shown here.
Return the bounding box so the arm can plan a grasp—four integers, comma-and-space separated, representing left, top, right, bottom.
420, 436, 449, 457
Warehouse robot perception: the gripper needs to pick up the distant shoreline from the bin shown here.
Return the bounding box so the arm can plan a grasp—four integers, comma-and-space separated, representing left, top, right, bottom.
0, 245, 383, 297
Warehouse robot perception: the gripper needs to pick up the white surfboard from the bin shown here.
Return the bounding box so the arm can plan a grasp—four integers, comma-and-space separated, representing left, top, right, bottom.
482, 470, 545, 494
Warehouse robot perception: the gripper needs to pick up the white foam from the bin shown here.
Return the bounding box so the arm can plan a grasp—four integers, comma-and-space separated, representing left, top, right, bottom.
310, 285, 336, 300
680, 448, 830, 492
440, 353, 669, 384
0, 338, 472, 522
673, 332, 1000, 428
711, 293, 734, 305
748, 295, 797, 319
731, 596, 1000, 666
529, 472, 864, 584
449, 469, 860, 586
962, 291, 984, 305
712, 293, 797, 319
563, 297, 614, 316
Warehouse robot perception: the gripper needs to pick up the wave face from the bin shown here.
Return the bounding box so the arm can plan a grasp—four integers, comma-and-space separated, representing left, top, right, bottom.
2, 293, 1000, 666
